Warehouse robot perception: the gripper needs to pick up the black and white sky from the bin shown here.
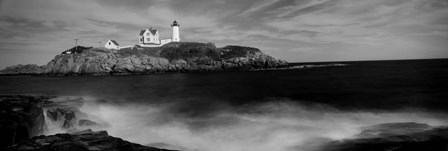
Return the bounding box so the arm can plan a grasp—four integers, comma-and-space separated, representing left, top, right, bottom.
1, 0, 448, 68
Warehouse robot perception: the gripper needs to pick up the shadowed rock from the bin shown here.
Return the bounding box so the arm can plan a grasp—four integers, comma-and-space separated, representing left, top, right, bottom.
8, 129, 176, 151
43, 97, 89, 131
1, 95, 171, 151
0, 95, 54, 150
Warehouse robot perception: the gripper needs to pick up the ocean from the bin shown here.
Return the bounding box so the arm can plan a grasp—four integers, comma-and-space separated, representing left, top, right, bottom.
1, 59, 448, 151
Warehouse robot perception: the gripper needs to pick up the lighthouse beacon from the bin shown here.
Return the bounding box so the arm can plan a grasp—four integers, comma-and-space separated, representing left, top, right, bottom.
171, 20, 180, 42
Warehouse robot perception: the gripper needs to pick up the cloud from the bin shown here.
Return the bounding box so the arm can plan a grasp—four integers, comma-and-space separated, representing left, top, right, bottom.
0, 0, 448, 68
96, 0, 156, 10
263, 0, 448, 49
0, 16, 68, 39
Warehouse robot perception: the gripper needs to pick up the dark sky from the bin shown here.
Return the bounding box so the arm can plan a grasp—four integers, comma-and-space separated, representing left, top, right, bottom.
1, 0, 448, 68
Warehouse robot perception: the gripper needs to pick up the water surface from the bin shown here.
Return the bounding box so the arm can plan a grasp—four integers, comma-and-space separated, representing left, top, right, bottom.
1, 59, 447, 151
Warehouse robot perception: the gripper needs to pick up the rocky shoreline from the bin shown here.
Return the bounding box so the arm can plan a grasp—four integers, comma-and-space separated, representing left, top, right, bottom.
8, 129, 174, 151
2, 95, 448, 151
0, 42, 288, 76
0, 95, 176, 151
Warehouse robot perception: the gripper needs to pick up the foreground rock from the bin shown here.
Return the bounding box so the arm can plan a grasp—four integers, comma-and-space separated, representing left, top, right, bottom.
8, 129, 175, 151
42, 96, 108, 132
0, 95, 171, 151
1, 42, 288, 76
0, 95, 51, 150
320, 122, 448, 151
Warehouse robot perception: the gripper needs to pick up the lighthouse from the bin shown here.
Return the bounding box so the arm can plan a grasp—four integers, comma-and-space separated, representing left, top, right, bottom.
171, 20, 180, 42
135, 20, 182, 47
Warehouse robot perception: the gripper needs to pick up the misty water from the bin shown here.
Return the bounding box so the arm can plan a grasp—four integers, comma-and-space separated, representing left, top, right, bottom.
1, 59, 448, 151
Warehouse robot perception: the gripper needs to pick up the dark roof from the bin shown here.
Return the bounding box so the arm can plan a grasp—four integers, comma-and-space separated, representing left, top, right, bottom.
139, 28, 158, 36
109, 40, 119, 45
171, 20, 180, 27
149, 28, 157, 35
139, 30, 146, 36
62, 46, 92, 54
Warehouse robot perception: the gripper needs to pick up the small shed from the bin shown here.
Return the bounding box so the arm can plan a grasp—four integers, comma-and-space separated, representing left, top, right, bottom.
105, 40, 120, 49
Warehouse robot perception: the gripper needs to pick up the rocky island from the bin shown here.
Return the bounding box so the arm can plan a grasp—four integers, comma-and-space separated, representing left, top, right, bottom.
0, 42, 288, 76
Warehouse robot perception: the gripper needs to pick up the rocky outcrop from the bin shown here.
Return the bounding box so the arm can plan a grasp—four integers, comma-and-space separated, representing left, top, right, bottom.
46, 108, 78, 129
41, 97, 106, 132
1, 95, 173, 151
320, 122, 448, 151
7, 129, 175, 151
0, 95, 52, 150
0, 64, 46, 75
1, 42, 288, 76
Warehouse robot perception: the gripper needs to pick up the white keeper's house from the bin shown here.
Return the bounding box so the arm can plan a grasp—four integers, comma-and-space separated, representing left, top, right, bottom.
105, 20, 181, 49
105, 40, 120, 49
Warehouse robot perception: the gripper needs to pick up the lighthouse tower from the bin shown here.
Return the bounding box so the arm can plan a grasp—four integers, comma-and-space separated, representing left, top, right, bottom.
171, 20, 180, 42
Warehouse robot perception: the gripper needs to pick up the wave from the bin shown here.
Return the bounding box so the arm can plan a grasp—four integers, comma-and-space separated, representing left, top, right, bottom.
42, 96, 448, 151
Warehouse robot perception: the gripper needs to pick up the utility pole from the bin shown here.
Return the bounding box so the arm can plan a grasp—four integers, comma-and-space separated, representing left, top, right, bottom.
74, 38, 79, 50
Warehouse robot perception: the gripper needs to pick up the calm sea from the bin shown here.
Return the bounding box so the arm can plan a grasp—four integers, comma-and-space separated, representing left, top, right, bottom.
1, 59, 448, 151
1, 59, 447, 111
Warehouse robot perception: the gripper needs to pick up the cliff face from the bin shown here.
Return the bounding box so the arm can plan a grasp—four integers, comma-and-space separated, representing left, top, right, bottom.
44, 49, 172, 75
41, 42, 288, 75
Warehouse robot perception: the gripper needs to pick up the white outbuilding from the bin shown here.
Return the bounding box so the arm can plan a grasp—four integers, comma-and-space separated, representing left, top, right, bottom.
105, 40, 120, 49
